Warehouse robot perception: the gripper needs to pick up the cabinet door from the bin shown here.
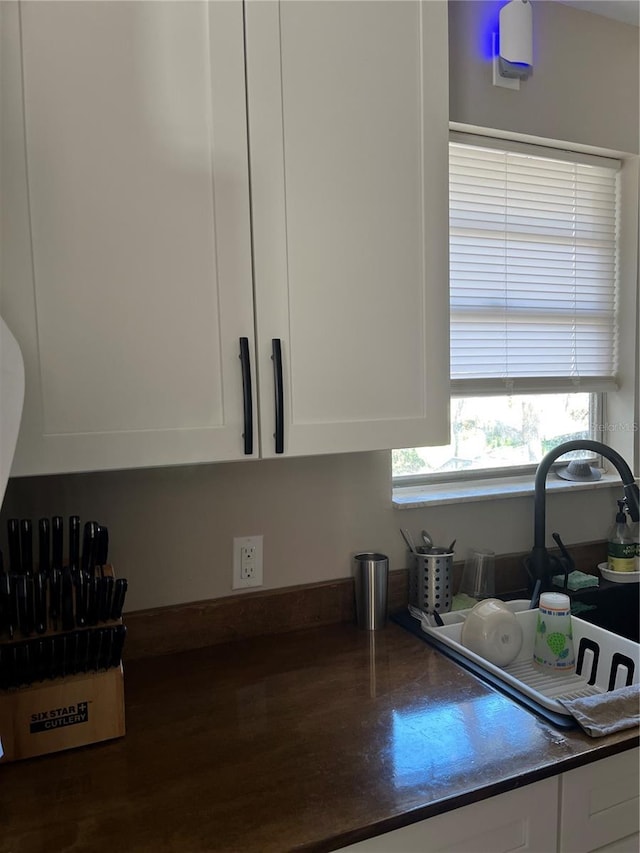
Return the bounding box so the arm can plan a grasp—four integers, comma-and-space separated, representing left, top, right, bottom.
340, 777, 559, 852
245, 0, 450, 458
2, 0, 256, 475
560, 749, 640, 853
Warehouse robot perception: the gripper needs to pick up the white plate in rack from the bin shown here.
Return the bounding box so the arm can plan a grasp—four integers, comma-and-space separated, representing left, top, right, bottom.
598, 562, 640, 584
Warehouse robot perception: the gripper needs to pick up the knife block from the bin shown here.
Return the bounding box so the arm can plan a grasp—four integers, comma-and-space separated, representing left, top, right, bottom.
0, 665, 125, 762
0, 565, 126, 762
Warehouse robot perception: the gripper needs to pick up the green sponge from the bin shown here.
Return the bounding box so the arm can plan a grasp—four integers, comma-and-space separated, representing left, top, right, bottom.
552, 570, 599, 591
452, 593, 479, 611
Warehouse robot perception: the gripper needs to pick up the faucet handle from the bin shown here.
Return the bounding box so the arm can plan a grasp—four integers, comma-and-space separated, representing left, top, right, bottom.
623, 483, 640, 522
551, 532, 575, 590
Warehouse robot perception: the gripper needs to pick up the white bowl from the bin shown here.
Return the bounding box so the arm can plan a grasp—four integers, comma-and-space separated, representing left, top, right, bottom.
460, 598, 523, 667
598, 562, 640, 584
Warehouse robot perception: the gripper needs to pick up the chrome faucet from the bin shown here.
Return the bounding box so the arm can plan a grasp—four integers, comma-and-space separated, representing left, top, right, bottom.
527, 440, 639, 595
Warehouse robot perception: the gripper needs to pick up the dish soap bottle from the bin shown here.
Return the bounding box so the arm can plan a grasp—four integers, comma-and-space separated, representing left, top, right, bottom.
629, 512, 640, 572
608, 499, 636, 573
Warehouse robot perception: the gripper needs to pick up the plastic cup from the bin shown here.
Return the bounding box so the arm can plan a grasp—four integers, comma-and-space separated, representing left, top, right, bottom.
533, 592, 575, 673
458, 547, 496, 601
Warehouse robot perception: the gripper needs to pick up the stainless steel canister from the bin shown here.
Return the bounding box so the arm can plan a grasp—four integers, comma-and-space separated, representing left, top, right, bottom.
408, 547, 453, 615
353, 552, 389, 630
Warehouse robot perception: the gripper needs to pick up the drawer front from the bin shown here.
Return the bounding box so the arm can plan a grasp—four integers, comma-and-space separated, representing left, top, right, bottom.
340, 777, 559, 852
560, 749, 640, 853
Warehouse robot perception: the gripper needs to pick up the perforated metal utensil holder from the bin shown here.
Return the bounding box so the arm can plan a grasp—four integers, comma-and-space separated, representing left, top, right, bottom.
409, 549, 453, 614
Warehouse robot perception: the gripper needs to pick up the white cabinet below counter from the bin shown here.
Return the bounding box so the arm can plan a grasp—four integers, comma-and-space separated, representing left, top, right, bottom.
560, 750, 640, 853
339, 777, 558, 853
340, 748, 640, 853
1, 0, 450, 476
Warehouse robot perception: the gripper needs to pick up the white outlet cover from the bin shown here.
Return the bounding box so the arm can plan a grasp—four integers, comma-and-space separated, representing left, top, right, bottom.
233, 535, 264, 590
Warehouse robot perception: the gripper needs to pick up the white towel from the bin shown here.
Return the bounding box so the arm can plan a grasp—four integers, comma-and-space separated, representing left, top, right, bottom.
559, 684, 640, 737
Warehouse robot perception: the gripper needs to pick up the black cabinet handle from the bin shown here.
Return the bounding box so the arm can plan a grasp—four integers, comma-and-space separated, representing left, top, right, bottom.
271, 338, 284, 454
239, 337, 253, 455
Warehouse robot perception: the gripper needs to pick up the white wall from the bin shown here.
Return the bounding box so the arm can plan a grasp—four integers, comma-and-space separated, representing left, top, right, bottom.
0, 1, 637, 612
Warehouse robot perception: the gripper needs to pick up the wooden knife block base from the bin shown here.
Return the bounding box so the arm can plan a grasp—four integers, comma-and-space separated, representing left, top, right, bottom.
0, 565, 126, 762
0, 663, 125, 762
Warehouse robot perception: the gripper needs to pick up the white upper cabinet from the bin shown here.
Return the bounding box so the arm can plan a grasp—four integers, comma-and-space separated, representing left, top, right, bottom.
246, 0, 450, 457
1, 0, 450, 475
3, 0, 256, 475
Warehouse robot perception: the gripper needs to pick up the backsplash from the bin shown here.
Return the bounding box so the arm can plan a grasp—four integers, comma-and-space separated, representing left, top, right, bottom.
122, 541, 610, 659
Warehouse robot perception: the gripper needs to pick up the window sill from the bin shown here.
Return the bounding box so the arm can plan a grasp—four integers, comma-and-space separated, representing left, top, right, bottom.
392, 471, 625, 509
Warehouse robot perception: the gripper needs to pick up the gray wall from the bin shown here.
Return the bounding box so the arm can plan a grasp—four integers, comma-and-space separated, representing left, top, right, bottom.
449, 0, 639, 154
1, 1, 638, 612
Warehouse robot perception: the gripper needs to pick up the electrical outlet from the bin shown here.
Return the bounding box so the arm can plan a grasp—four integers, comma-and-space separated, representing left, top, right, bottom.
232, 536, 263, 589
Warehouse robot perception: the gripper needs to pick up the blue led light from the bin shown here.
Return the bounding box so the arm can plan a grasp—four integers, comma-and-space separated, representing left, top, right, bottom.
480, 5, 502, 62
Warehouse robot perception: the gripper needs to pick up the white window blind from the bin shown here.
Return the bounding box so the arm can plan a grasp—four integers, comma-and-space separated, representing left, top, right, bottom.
449, 137, 620, 395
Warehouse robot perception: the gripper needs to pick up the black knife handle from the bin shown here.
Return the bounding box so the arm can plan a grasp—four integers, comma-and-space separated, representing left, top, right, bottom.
52, 516, 64, 571
75, 571, 88, 628
42, 636, 55, 681
38, 518, 50, 575
110, 578, 128, 621
239, 337, 254, 455
25, 576, 36, 635
87, 577, 100, 626
111, 624, 127, 668
91, 628, 104, 672
0, 571, 7, 634
34, 573, 48, 634
67, 634, 78, 678
35, 638, 46, 682
0, 572, 12, 638
82, 521, 98, 574
69, 516, 81, 574
0, 645, 6, 689
95, 524, 109, 572
5, 644, 17, 687
61, 568, 75, 632
16, 574, 32, 636
76, 629, 90, 674
99, 576, 114, 623
271, 338, 284, 454
8, 518, 21, 573
15, 642, 31, 687
20, 519, 33, 575
59, 634, 68, 678
99, 628, 112, 670
49, 568, 61, 630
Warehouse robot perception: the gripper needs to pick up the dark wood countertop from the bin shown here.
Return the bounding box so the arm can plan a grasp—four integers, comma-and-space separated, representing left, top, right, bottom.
1, 620, 638, 852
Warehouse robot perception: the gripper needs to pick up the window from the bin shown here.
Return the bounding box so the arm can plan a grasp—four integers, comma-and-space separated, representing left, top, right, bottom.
393, 392, 596, 478
393, 135, 620, 484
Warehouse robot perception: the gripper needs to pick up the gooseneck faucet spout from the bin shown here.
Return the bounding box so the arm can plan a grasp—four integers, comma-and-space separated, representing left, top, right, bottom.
529, 440, 639, 593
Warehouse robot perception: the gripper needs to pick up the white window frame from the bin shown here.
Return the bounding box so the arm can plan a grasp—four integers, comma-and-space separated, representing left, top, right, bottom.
392, 127, 639, 503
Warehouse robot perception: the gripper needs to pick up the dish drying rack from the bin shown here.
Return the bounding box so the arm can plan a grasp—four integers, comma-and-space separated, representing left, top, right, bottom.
394, 600, 639, 729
